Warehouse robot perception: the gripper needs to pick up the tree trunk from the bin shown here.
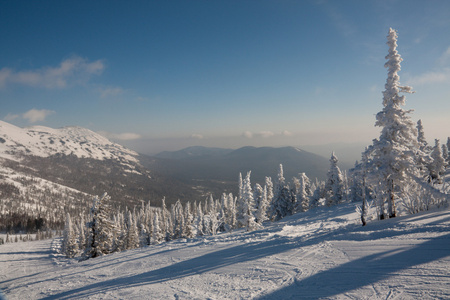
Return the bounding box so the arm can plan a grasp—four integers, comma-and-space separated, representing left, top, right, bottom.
388, 179, 396, 218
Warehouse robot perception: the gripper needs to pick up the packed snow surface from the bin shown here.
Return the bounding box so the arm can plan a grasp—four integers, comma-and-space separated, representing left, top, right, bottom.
0, 120, 138, 162
1, 203, 449, 299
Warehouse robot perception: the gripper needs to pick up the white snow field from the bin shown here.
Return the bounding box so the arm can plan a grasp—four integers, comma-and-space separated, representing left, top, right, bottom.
1, 203, 449, 299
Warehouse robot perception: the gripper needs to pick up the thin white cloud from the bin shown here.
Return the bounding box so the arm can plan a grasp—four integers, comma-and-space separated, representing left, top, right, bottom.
0, 56, 104, 89
242, 131, 253, 139
4, 113, 20, 122
282, 130, 293, 137
190, 134, 204, 139
259, 131, 275, 138
242, 130, 290, 139
408, 68, 450, 85
407, 47, 450, 86
22, 109, 55, 123
99, 86, 124, 98
98, 131, 142, 141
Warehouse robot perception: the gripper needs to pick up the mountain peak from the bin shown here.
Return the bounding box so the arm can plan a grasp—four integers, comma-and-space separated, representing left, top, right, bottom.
0, 120, 138, 162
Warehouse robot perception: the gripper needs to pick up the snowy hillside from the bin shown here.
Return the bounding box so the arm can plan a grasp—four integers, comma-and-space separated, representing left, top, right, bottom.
0, 120, 138, 163
0, 121, 216, 233
1, 203, 449, 299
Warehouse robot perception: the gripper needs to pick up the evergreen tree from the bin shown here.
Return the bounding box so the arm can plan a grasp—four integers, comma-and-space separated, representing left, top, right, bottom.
240, 172, 258, 231
295, 173, 311, 211
271, 164, 294, 220
195, 202, 204, 236
310, 179, 326, 208
429, 139, 446, 184
265, 176, 274, 220
184, 201, 195, 238
152, 211, 164, 244
125, 210, 140, 250
442, 144, 449, 167
325, 152, 345, 206
62, 213, 78, 258
236, 173, 245, 228
83, 193, 115, 259
171, 200, 184, 239
365, 28, 418, 219
416, 120, 429, 151
254, 183, 269, 225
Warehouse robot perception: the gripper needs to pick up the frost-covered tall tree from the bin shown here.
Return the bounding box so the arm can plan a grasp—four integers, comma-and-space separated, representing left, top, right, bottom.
429, 139, 446, 184
265, 176, 274, 220
367, 28, 419, 219
239, 171, 258, 231
152, 211, 164, 244
125, 210, 140, 250
325, 152, 345, 206
236, 173, 245, 228
171, 200, 185, 239
83, 193, 115, 259
271, 164, 294, 220
293, 173, 312, 212
416, 120, 428, 151
184, 201, 195, 238
62, 213, 78, 258
442, 144, 449, 167
254, 183, 269, 225
195, 201, 204, 236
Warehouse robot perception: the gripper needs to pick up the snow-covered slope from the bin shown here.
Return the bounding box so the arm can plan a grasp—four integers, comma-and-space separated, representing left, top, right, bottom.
1, 203, 449, 299
0, 120, 138, 163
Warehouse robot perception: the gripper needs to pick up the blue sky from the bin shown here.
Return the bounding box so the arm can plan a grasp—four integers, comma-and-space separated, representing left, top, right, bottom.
1, 0, 449, 155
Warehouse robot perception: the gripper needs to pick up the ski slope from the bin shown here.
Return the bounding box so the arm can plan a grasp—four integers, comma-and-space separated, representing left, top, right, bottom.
1, 203, 449, 299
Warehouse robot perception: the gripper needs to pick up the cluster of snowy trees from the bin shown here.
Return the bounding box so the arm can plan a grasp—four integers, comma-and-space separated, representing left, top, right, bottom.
61, 156, 351, 259
350, 28, 449, 223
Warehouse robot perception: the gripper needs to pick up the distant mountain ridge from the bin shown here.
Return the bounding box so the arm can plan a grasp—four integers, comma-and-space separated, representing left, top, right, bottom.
155, 146, 233, 160
148, 145, 331, 195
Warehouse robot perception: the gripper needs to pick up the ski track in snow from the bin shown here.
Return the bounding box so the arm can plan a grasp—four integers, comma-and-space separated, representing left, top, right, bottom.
1, 203, 449, 299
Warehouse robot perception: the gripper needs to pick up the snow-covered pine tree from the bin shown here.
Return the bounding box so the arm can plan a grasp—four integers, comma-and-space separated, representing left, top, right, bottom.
171, 200, 185, 239
442, 144, 449, 168
139, 200, 153, 246
111, 211, 125, 252
228, 193, 237, 230
265, 176, 274, 220
195, 201, 204, 236
62, 213, 78, 258
310, 179, 326, 208
83, 193, 115, 259
160, 197, 168, 235
429, 139, 446, 184
367, 28, 419, 219
254, 183, 269, 225
325, 152, 345, 206
236, 173, 245, 228
240, 171, 258, 231
78, 214, 87, 251
125, 210, 139, 250
416, 120, 428, 151
152, 211, 164, 244
271, 164, 294, 220
207, 194, 219, 235
294, 173, 312, 212
184, 201, 195, 238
